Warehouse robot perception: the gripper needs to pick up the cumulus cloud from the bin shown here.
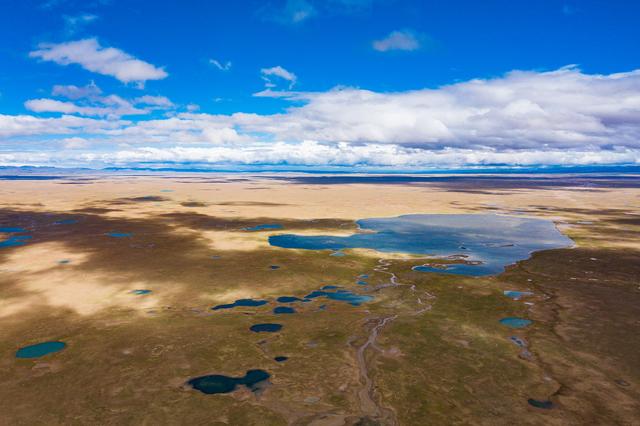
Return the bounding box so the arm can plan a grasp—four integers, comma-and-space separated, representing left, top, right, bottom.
60, 137, 90, 149
1, 142, 638, 169
25, 83, 174, 118
133, 95, 174, 108
52, 82, 102, 99
24, 98, 147, 117
0, 113, 125, 138
243, 66, 640, 150
4, 67, 640, 167
29, 38, 168, 86
261, 65, 297, 89
373, 29, 422, 52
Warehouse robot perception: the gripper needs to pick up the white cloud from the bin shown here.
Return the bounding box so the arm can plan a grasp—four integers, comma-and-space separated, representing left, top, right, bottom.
52, 82, 102, 99
63, 13, 98, 35
25, 83, 174, 118
24, 98, 147, 117
261, 65, 297, 89
133, 95, 174, 108
373, 30, 421, 52
264, 0, 379, 25
209, 59, 232, 71
241, 67, 640, 150
60, 137, 90, 149
29, 38, 168, 86
268, 0, 316, 24
0, 113, 125, 138
1, 142, 638, 168
3, 67, 640, 167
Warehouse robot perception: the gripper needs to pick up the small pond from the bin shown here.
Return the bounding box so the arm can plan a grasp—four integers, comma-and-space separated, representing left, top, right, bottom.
16, 341, 66, 359
187, 369, 270, 394
212, 299, 268, 310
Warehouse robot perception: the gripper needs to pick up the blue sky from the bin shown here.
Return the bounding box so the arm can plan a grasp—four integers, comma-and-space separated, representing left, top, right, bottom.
1, 0, 639, 169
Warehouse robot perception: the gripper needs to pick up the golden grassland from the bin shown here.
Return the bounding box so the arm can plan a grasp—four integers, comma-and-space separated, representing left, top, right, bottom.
0, 174, 638, 425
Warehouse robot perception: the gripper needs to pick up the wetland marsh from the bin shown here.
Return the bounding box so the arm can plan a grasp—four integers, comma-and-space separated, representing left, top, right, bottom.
1, 173, 639, 425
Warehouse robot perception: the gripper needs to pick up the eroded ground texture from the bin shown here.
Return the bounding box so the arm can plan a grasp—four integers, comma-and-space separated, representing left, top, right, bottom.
1, 173, 639, 425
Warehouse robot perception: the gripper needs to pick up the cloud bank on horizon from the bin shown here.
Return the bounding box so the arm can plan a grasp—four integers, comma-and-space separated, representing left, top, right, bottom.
1, 0, 639, 170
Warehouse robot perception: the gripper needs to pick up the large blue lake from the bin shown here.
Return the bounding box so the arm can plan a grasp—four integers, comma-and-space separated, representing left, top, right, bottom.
269, 214, 573, 276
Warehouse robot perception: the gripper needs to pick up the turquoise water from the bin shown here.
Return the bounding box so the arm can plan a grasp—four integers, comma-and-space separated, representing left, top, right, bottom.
187, 369, 270, 394
132, 289, 152, 295
244, 224, 283, 231
269, 214, 573, 276
250, 323, 282, 332
16, 341, 66, 358
504, 290, 533, 300
304, 289, 373, 306
274, 306, 296, 314
499, 317, 532, 328
107, 232, 132, 238
212, 299, 268, 310
58, 259, 71, 264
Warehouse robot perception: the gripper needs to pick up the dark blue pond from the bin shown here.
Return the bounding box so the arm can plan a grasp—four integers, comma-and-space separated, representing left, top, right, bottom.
277, 296, 303, 303
132, 289, 152, 295
321, 285, 339, 290
304, 289, 373, 306
107, 232, 132, 238
500, 317, 533, 328
244, 224, 283, 231
274, 356, 288, 362
188, 369, 270, 394
269, 214, 573, 276
0, 235, 32, 248
274, 306, 296, 314
53, 219, 78, 225
16, 341, 66, 359
250, 323, 282, 333
528, 399, 553, 409
504, 290, 533, 300
269, 265, 280, 270
509, 336, 527, 348
212, 298, 268, 310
